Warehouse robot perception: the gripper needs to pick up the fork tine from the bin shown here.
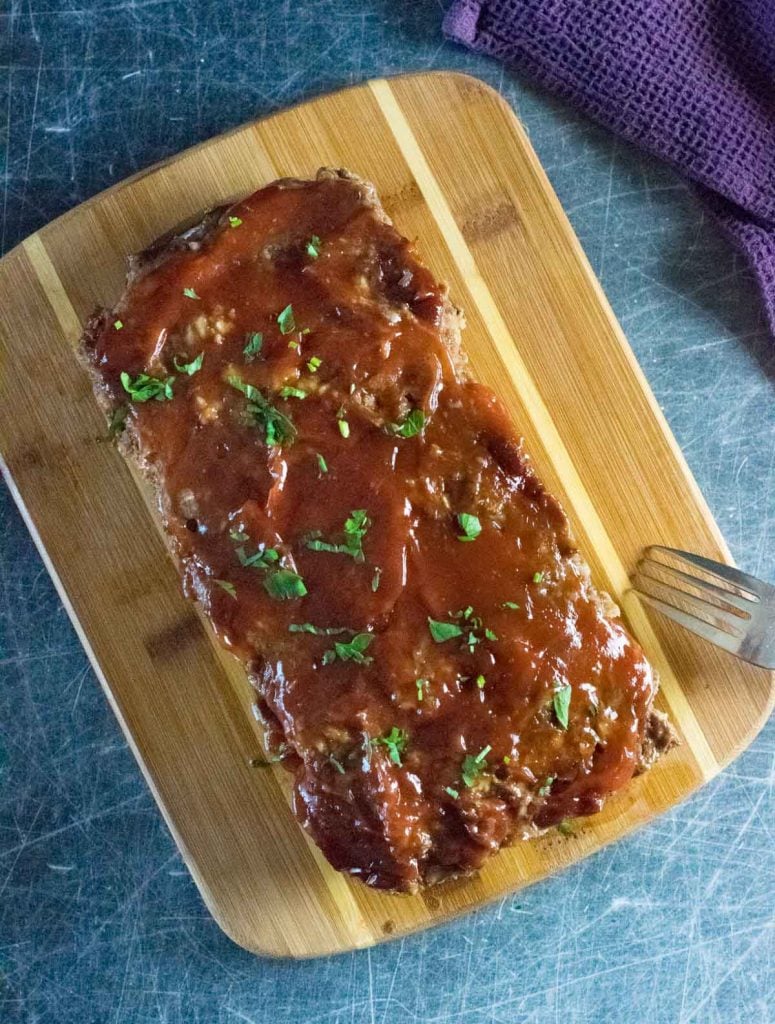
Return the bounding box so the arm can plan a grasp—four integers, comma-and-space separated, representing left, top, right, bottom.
644, 546, 764, 599
637, 558, 755, 617
633, 590, 745, 659
633, 571, 746, 639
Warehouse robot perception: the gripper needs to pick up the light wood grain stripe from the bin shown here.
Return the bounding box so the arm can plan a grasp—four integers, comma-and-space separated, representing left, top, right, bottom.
371, 79, 717, 781
23, 235, 85, 343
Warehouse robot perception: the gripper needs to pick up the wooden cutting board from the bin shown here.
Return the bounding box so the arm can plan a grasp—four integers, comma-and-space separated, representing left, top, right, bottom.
1, 73, 772, 958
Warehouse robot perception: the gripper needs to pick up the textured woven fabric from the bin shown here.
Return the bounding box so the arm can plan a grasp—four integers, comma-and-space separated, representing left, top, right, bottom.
443, 0, 775, 332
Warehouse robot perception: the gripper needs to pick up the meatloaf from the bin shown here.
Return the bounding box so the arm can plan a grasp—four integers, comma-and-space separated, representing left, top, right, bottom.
81, 168, 676, 892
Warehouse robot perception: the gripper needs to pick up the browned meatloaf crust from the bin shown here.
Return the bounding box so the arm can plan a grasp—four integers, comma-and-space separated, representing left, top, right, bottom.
80, 168, 676, 892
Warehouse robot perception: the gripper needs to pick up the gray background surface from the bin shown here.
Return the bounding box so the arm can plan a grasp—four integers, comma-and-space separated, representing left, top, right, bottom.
1, 2, 773, 1022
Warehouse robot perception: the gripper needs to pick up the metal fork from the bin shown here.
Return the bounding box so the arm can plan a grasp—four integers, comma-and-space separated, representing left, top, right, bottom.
632, 546, 775, 670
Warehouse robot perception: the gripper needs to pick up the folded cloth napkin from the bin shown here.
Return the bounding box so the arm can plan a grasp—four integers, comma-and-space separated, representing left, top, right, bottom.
443, 0, 775, 333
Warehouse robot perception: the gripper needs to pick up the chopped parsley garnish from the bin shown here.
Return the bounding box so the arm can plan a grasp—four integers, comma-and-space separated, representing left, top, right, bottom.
307, 355, 322, 373
445, 786, 459, 799
243, 332, 263, 361
338, 417, 350, 438
288, 623, 355, 636
428, 608, 496, 651
215, 579, 237, 599
461, 745, 492, 787
457, 512, 481, 542
173, 351, 204, 376
120, 371, 174, 402
502, 601, 520, 610
557, 820, 574, 836
322, 632, 374, 665
390, 408, 426, 438
416, 678, 428, 702
288, 340, 300, 351
476, 674, 486, 690
553, 684, 572, 730
306, 235, 322, 259
183, 287, 199, 299
533, 571, 545, 584
263, 569, 307, 601
428, 618, 464, 643
107, 405, 128, 438
277, 304, 296, 335
316, 453, 328, 475
280, 386, 306, 400
329, 755, 346, 774
228, 215, 243, 228
371, 727, 407, 766
371, 567, 382, 592
235, 542, 280, 569
306, 509, 370, 562
113, 319, 123, 330
502, 755, 511, 765
538, 776, 555, 797
228, 375, 296, 445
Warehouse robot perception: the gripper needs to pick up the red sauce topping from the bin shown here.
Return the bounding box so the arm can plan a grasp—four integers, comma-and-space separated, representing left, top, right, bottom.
86, 171, 658, 890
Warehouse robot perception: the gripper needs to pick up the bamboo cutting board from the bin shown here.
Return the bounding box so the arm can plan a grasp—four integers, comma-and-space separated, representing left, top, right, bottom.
0, 73, 772, 958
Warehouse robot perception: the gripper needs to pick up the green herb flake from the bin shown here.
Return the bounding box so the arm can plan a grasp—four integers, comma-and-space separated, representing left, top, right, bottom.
183, 287, 199, 300
457, 512, 481, 542
288, 623, 355, 636
371, 567, 382, 592
107, 405, 128, 439
484, 628, 498, 641
263, 569, 307, 601
329, 755, 346, 774
502, 755, 511, 765
445, 786, 459, 799
229, 529, 249, 543
371, 727, 407, 766
307, 355, 322, 373
288, 339, 300, 351
235, 543, 280, 569
316, 452, 328, 475
306, 235, 322, 259
461, 745, 492, 788
215, 579, 237, 599
173, 351, 204, 376
280, 386, 306, 400
306, 509, 370, 562
228, 375, 296, 446
476, 674, 486, 690
243, 332, 263, 361
557, 820, 574, 836
502, 601, 520, 610
415, 678, 428, 702
120, 371, 175, 403
277, 304, 296, 335
553, 684, 572, 730
228, 215, 243, 228
338, 418, 350, 439
322, 632, 374, 665
113, 319, 123, 330
533, 571, 545, 584
391, 408, 425, 438
538, 776, 555, 797
428, 618, 464, 643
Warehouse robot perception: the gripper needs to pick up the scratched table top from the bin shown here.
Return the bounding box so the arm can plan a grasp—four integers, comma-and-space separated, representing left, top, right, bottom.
1, 3, 773, 1023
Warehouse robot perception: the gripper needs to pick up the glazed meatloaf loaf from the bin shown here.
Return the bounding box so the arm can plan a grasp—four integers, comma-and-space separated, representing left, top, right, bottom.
81, 168, 676, 892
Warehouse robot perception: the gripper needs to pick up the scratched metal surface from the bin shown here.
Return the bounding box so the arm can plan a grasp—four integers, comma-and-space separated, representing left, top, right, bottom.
1, 2, 773, 1022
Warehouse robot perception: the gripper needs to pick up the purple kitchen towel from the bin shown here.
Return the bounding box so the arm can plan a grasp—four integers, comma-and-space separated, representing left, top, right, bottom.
443, 0, 775, 333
